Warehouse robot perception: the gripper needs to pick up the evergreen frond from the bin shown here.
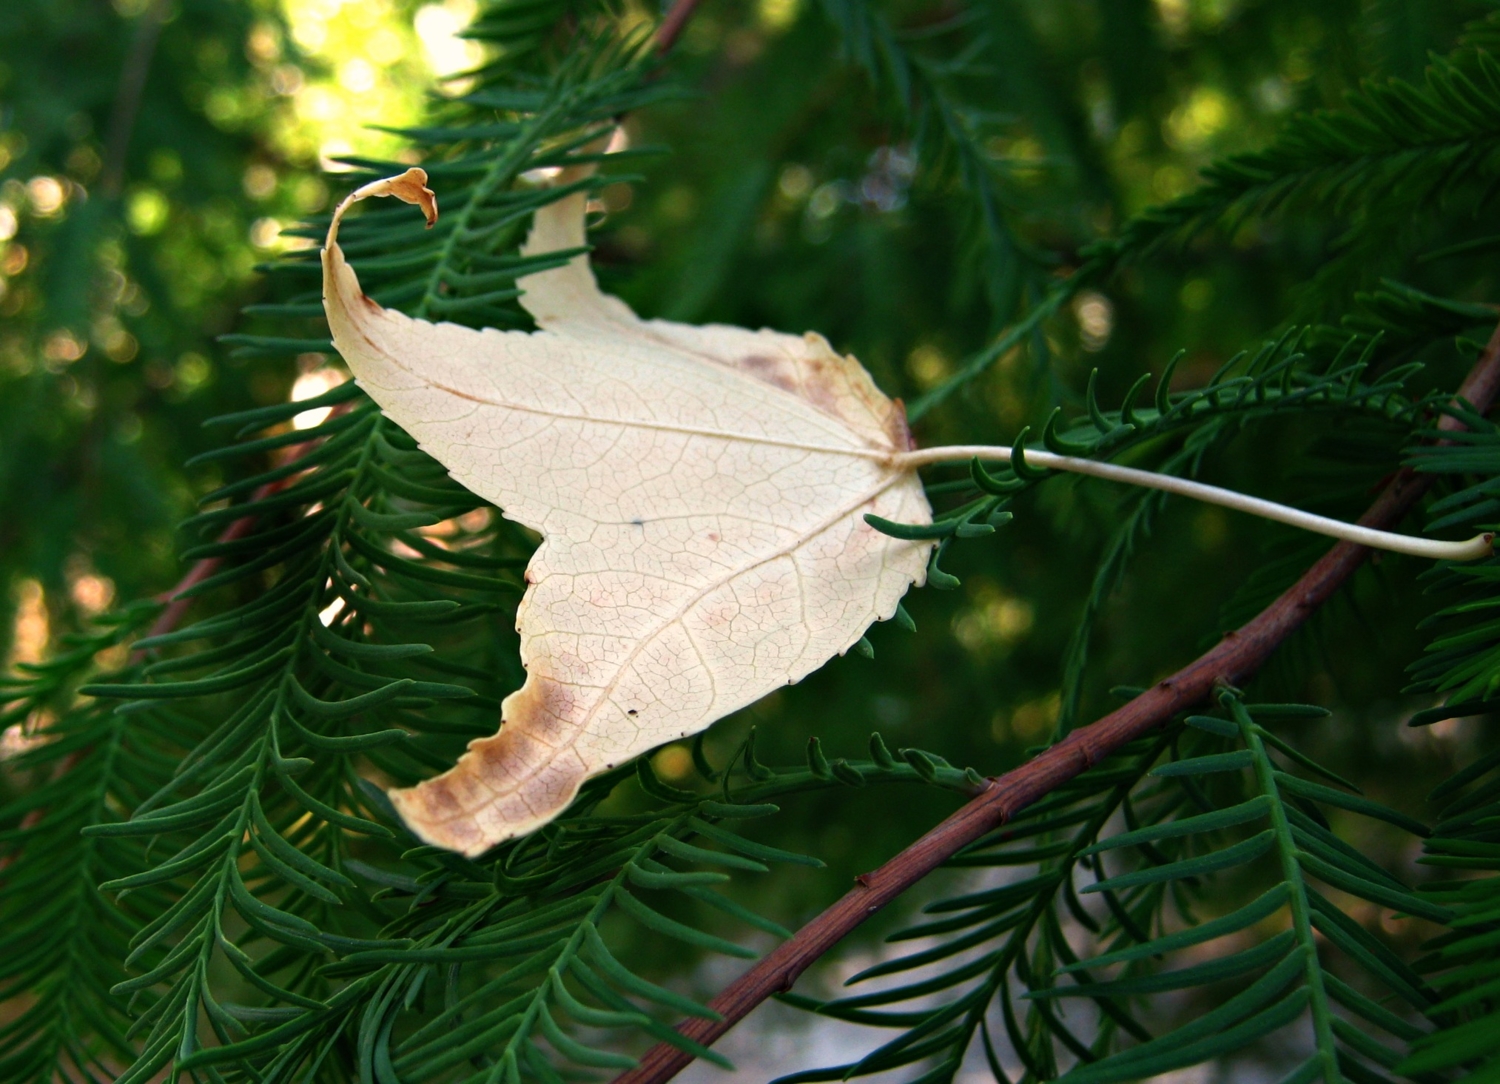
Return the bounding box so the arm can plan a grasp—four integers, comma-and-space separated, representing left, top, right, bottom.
815, 0, 1040, 324
1042, 695, 1441, 1084
775, 729, 1179, 1083
0, 609, 165, 1083
914, 38, 1500, 416
1401, 726, 1500, 1080
779, 695, 1445, 1084
1399, 407, 1500, 1080
1095, 53, 1500, 268
1407, 407, 1500, 713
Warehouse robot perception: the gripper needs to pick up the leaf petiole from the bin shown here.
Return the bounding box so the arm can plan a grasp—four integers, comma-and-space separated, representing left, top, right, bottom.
896, 445, 1493, 562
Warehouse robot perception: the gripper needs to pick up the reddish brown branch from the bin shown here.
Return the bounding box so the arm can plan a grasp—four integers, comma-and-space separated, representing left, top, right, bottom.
101, 0, 171, 199
612, 329, 1500, 1084
655, 0, 707, 55
135, 475, 295, 656
135, 478, 289, 655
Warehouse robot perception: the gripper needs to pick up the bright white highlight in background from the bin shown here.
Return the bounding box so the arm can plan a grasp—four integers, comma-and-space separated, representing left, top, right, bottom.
416, 0, 484, 78
291, 367, 348, 429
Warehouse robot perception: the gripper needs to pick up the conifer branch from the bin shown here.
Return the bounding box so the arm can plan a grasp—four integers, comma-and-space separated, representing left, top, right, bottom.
611, 321, 1500, 1084
0, 407, 350, 882
138, 401, 354, 652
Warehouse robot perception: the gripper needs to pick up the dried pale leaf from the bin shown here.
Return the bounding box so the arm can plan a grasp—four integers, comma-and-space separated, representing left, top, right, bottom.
323, 167, 933, 856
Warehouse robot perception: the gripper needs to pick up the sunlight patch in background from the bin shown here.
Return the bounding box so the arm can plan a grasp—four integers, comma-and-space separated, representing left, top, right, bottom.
416, 0, 486, 80
290, 360, 350, 430
226, 0, 487, 256
250, 0, 483, 183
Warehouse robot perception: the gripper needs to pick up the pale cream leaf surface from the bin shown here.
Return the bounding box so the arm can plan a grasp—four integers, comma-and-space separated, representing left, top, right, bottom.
322, 167, 934, 856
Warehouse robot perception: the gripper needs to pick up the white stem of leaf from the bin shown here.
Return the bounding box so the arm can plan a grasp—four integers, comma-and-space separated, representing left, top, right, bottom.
897, 444, 1494, 562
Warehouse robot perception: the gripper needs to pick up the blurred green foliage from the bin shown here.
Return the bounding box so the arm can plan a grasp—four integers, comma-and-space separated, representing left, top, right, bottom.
4, 0, 1500, 1080
1, 0, 285, 629
0, 0, 453, 648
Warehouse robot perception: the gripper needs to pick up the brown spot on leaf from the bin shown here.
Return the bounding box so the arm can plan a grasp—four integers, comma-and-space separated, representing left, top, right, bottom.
889, 397, 917, 451
738, 354, 799, 394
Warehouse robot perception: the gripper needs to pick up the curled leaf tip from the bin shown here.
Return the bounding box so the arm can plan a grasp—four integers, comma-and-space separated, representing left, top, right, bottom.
326, 168, 438, 249
382, 167, 438, 227
350, 167, 438, 226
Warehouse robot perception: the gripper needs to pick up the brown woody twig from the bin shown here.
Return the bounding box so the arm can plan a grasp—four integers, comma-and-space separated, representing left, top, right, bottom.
134, 475, 295, 657
611, 325, 1500, 1084
655, 0, 707, 55
101, 0, 171, 200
